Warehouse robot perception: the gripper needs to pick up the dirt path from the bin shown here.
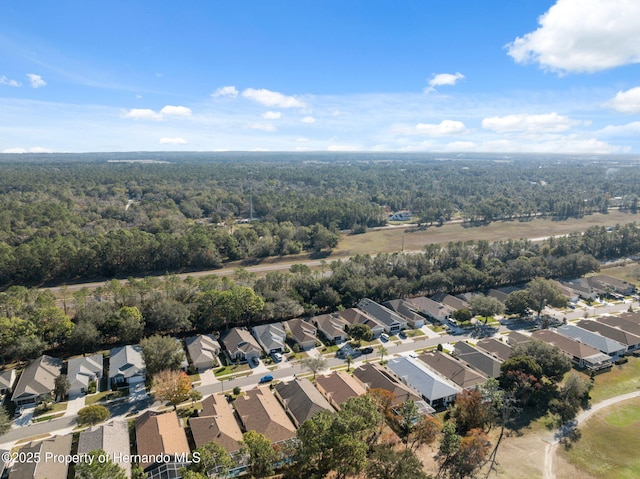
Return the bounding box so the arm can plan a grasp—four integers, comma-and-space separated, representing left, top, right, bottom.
543, 390, 640, 479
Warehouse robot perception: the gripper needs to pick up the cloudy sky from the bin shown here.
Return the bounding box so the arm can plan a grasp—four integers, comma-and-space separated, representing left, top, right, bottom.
2, 0, 640, 154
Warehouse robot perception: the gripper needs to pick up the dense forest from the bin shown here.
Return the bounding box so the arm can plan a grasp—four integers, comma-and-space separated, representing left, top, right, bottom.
1, 152, 640, 285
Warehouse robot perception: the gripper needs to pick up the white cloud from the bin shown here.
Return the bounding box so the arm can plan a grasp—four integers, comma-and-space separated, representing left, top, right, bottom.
26, 73, 46, 88
507, 0, 640, 73
482, 113, 580, 133
247, 122, 277, 132
160, 105, 192, 117
605, 87, 640, 113
0, 76, 22, 87
212, 85, 239, 98
242, 88, 306, 108
2, 146, 52, 153
121, 108, 164, 121
425, 72, 464, 93
597, 121, 640, 137
159, 137, 188, 145
301, 116, 316, 124
121, 105, 191, 121
262, 111, 282, 119
398, 120, 466, 136
327, 144, 361, 151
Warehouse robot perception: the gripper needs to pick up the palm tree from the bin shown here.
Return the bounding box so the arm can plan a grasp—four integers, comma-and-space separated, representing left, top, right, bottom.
346, 354, 353, 372
379, 346, 387, 363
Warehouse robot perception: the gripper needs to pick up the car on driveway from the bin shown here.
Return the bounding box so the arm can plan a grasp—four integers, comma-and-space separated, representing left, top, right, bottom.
251, 357, 260, 366
360, 347, 374, 354
272, 352, 283, 362
259, 374, 273, 384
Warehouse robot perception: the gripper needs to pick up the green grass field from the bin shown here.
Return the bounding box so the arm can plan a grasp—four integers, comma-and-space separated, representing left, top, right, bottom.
561, 397, 640, 479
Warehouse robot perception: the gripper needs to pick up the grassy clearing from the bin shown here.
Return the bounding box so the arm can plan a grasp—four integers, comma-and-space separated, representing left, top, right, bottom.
589, 357, 640, 403
560, 397, 640, 479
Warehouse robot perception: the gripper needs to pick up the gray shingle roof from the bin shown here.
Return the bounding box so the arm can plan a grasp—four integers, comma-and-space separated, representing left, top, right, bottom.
556, 324, 626, 356
578, 319, 640, 348
275, 378, 333, 427
453, 342, 502, 378
11, 355, 62, 402
68, 354, 103, 393
418, 351, 486, 389
185, 334, 220, 369
357, 298, 407, 330
253, 323, 286, 353
109, 345, 145, 382
387, 357, 461, 405
78, 421, 131, 478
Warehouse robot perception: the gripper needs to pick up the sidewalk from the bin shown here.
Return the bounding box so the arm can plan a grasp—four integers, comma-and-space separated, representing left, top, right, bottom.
63, 395, 86, 418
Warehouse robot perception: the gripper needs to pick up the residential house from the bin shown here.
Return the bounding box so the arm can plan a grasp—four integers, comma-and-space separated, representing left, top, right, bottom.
352, 363, 421, 406
452, 342, 502, 378
67, 354, 103, 397
313, 313, 350, 344
190, 394, 244, 453
0, 369, 16, 398
383, 299, 425, 328
336, 308, 385, 338
387, 357, 461, 409
532, 329, 612, 371
8, 434, 73, 479
185, 334, 220, 372
78, 421, 131, 478
275, 378, 333, 427
357, 298, 407, 333
577, 319, 640, 352
555, 324, 626, 357
487, 289, 509, 304
475, 338, 513, 362
253, 323, 286, 355
388, 211, 412, 221
11, 355, 62, 406
560, 279, 598, 301
506, 331, 532, 348
135, 411, 190, 479
418, 351, 487, 390
618, 311, 640, 324
598, 315, 640, 337
431, 293, 470, 313
552, 281, 580, 303
315, 371, 366, 410
221, 328, 263, 363
285, 318, 318, 351
109, 345, 145, 388
234, 387, 297, 444
410, 296, 454, 324
587, 274, 635, 296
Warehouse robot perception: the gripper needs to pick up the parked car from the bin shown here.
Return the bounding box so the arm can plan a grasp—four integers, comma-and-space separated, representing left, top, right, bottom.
272, 352, 283, 362
259, 375, 273, 383
360, 347, 374, 354
380, 333, 390, 341
251, 357, 260, 366
399, 331, 407, 339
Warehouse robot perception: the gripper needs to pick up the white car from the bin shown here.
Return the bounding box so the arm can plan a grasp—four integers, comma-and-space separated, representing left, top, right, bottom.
272, 352, 283, 362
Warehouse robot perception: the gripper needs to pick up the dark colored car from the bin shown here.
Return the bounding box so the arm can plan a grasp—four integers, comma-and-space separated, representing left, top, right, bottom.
360, 347, 374, 354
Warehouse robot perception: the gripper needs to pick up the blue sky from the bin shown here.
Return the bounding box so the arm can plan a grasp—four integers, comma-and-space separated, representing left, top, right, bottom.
2, 0, 640, 153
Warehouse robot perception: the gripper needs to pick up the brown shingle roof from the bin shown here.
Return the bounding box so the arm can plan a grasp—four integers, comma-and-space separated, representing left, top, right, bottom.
315, 371, 366, 410
352, 363, 421, 405
233, 387, 296, 443
418, 351, 486, 389
191, 394, 243, 453
135, 411, 190, 470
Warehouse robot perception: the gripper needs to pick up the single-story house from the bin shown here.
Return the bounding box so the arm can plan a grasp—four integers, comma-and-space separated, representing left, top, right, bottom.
587, 274, 636, 296
388, 211, 412, 221
410, 296, 454, 324
135, 411, 190, 478
532, 330, 612, 371
577, 319, 640, 352
0, 369, 16, 397
109, 345, 145, 388
555, 324, 626, 357
383, 299, 425, 328
78, 421, 131, 478
234, 387, 297, 445
337, 308, 385, 338
185, 334, 220, 372
552, 281, 580, 303
560, 279, 598, 301
357, 298, 407, 333
598, 315, 640, 337
618, 311, 640, 325
352, 363, 421, 406
387, 356, 461, 409
506, 331, 532, 348
11, 355, 63, 406
274, 378, 333, 427
253, 323, 286, 355
418, 351, 487, 390
487, 289, 509, 304
190, 394, 244, 453
430, 293, 470, 313
313, 313, 350, 344
68, 354, 103, 397
222, 328, 263, 363
452, 342, 502, 378
9, 434, 73, 479
315, 371, 366, 410
285, 318, 318, 351
475, 337, 513, 362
